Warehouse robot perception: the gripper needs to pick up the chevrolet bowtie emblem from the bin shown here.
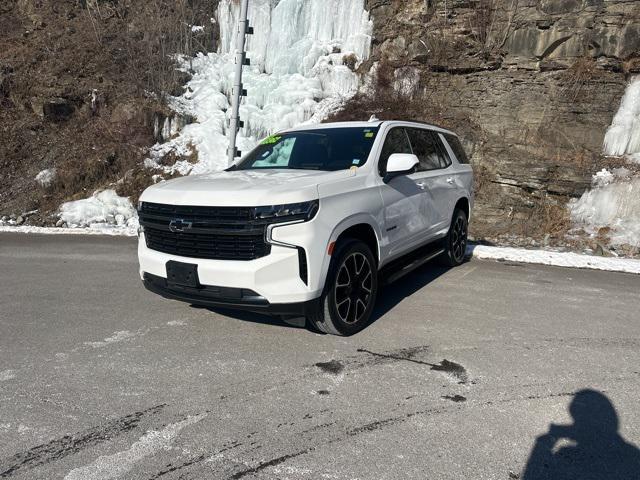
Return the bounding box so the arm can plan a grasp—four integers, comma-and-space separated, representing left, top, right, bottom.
169, 219, 193, 233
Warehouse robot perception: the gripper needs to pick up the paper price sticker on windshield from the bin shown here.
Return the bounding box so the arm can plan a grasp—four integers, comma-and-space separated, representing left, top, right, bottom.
261, 135, 282, 145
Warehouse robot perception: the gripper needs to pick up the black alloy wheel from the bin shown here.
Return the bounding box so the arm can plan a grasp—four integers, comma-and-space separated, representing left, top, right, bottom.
441, 208, 468, 267
334, 251, 374, 324
308, 239, 378, 336
451, 214, 468, 264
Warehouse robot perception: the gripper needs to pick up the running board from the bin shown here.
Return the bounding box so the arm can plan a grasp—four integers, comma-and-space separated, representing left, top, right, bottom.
382, 248, 445, 285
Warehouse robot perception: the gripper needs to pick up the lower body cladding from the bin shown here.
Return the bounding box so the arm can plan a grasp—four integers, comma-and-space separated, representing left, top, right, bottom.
138, 231, 324, 320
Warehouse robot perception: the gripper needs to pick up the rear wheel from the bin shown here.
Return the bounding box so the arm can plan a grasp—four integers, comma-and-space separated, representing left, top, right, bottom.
441, 209, 468, 267
308, 239, 378, 336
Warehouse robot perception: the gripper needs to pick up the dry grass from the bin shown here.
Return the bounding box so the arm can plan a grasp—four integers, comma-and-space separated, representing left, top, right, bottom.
0, 0, 218, 222
560, 57, 599, 100
537, 198, 571, 237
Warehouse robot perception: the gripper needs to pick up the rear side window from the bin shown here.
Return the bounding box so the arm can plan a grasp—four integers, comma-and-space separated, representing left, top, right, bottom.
406, 128, 449, 171
443, 133, 470, 164
378, 127, 412, 176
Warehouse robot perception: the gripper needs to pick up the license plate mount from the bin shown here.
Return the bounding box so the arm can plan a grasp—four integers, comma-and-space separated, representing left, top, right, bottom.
166, 261, 199, 288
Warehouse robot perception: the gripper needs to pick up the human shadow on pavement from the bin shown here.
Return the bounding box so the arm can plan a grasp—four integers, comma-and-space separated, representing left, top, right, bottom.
522, 389, 640, 480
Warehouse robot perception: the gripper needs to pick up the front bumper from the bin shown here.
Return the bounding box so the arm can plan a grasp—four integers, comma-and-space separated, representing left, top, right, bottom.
138, 229, 325, 305
143, 273, 315, 316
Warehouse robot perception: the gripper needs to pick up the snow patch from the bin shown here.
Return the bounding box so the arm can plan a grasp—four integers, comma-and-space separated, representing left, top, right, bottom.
569, 169, 640, 247
167, 320, 187, 326
469, 245, 640, 275
35, 168, 56, 187
0, 370, 16, 381
0, 225, 137, 236
64, 413, 206, 480
145, 0, 372, 175
59, 190, 138, 232
603, 76, 640, 156
84, 330, 139, 349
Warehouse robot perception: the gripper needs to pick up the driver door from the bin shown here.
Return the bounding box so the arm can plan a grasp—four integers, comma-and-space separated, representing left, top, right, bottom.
377, 127, 431, 259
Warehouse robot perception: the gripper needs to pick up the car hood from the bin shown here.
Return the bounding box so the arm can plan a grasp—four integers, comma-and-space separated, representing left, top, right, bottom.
140, 169, 356, 206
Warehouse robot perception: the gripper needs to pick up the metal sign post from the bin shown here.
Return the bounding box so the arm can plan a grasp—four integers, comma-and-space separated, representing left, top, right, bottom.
227, 0, 252, 166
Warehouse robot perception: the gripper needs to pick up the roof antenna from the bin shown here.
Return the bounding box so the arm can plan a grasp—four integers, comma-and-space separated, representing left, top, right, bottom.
368, 114, 380, 122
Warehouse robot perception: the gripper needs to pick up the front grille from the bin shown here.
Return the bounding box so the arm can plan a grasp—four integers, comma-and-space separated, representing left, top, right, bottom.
139, 202, 271, 261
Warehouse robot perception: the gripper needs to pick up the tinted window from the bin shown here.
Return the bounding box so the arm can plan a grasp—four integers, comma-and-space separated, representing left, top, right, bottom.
235, 127, 379, 171
434, 133, 452, 168
406, 128, 448, 171
443, 133, 470, 164
378, 128, 412, 176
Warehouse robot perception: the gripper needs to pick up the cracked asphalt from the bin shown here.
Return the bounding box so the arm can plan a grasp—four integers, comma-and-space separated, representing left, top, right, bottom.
1, 233, 639, 479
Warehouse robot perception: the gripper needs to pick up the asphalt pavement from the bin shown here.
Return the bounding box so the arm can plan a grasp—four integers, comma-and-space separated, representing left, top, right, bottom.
1, 233, 639, 479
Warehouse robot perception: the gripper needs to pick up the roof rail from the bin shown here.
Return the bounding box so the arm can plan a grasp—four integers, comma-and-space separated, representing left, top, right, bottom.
397, 119, 454, 132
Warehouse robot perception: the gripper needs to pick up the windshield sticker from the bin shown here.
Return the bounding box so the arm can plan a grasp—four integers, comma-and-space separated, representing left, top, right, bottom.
261, 135, 282, 145
364, 131, 374, 138
352, 159, 360, 165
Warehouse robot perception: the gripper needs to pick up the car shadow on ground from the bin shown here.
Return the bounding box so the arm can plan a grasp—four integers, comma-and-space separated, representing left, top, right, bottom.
192, 258, 461, 335
369, 261, 455, 325
521, 389, 640, 479
189, 304, 304, 330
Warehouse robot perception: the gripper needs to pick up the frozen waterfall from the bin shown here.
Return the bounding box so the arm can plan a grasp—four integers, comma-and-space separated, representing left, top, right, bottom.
569, 168, 640, 247
569, 77, 640, 248
146, 0, 373, 175
603, 76, 640, 158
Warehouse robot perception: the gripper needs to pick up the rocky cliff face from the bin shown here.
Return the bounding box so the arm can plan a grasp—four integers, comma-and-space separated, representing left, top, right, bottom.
335, 0, 640, 243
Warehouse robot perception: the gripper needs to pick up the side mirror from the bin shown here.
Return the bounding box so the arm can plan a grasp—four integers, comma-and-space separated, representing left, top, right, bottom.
383, 153, 419, 183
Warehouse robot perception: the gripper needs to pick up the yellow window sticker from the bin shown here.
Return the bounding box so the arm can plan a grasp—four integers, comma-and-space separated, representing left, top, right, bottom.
365, 131, 374, 138
261, 135, 282, 145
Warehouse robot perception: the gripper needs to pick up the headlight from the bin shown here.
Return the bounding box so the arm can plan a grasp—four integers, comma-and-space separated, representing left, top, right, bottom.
253, 200, 319, 223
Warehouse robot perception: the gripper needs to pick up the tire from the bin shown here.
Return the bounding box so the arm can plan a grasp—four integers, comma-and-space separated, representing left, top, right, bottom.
308, 239, 378, 336
441, 208, 468, 267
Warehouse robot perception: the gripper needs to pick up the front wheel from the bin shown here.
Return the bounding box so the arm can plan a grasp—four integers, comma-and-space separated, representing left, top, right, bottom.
308, 239, 378, 336
441, 209, 468, 267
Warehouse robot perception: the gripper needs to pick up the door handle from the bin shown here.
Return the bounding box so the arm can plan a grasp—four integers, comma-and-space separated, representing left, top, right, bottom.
446, 177, 454, 184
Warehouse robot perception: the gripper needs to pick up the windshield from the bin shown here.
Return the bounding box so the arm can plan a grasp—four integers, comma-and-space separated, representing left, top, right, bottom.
233, 127, 379, 171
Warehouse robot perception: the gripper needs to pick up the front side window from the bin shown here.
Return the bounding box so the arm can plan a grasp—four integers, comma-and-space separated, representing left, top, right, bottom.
406, 128, 449, 171
378, 127, 412, 176
234, 127, 379, 171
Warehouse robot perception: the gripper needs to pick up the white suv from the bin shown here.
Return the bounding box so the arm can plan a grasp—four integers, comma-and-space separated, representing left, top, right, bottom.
138, 120, 473, 335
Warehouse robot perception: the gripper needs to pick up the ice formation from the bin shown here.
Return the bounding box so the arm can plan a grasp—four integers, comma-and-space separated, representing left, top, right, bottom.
35, 168, 56, 187
569, 169, 640, 247
569, 77, 640, 248
603, 76, 640, 157
146, 0, 373, 175
59, 189, 138, 231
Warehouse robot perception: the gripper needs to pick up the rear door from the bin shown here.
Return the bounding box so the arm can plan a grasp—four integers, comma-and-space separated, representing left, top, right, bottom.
441, 132, 474, 212
405, 128, 456, 237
